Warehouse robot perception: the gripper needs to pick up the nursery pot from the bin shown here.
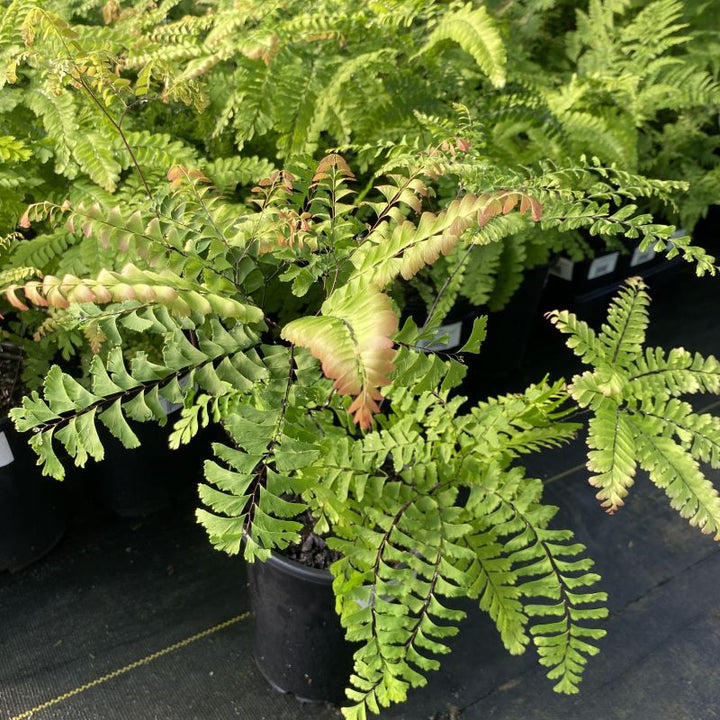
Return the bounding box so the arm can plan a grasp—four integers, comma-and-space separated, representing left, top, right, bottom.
97, 421, 220, 517
98, 422, 180, 516
461, 264, 550, 399
0, 417, 66, 572
247, 552, 355, 705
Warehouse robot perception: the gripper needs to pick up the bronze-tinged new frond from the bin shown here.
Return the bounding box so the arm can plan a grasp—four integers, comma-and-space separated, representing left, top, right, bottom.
281, 284, 398, 429
5, 263, 263, 323
350, 190, 542, 288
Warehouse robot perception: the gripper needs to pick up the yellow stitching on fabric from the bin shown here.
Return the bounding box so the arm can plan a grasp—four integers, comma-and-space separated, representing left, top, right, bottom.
9, 612, 250, 720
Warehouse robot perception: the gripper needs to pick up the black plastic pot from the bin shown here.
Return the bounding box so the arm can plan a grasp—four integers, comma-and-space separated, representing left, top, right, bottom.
247, 553, 355, 705
0, 417, 66, 572
96, 421, 220, 517
460, 264, 550, 398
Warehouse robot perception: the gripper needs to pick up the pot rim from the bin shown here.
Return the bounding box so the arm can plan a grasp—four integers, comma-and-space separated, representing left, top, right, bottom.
266, 550, 333, 584
249, 546, 334, 585
242, 529, 336, 585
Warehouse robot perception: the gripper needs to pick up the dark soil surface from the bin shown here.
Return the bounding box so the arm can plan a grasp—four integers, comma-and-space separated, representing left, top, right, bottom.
282, 509, 342, 569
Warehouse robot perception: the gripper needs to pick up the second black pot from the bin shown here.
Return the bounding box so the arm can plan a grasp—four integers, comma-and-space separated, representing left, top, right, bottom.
96, 421, 221, 517
0, 417, 66, 572
247, 552, 356, 705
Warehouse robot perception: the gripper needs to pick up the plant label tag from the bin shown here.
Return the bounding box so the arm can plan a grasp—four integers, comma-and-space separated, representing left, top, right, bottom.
0, 432, 14, 468
630, 246, 656, 267
668, 228, 686, 251
419, 321, 463, 351
159, 374, 192, 415
587, 252, 618, 280
159, 397, 184, 415
549, 256, 574, 281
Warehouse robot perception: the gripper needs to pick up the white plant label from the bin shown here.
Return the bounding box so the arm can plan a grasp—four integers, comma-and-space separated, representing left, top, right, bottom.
630, 246, 656, 267
549, 256, 574, 281
0, 432, 14, 468
587, 252, 619, 280
419, 321, 463, 352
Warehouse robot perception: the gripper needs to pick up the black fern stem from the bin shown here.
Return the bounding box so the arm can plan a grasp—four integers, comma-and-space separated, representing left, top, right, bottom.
422, 244, 474, 331
40, 7, 156, 201
74, 74, 154, 201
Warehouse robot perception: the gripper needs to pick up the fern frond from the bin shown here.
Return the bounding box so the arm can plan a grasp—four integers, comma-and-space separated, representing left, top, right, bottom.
7, 231, 72, 271
468, 465, 607, 694
638, 397, 720, 469
458, 242, 503, 307
198, 438, 308, 559
597, 276, 649, 365
419, 3, 506, 88
586, 402, 637, 512
0, 134, 32, 163
6, 263, 263, 323
631, 420, 720, 540
282, 283, 398, 429
351, 190, 542, 288
557, 278, 720, 538
619, 0, 690, 64
545, 310, 605, 367
11, 319, 264, 477
203, 155, 276, 193
0, 264, 40, 288
463, 526, 529, 654
228, 58, 277, 148
73, 131, 121, 192
24, 86, 79, 178
628, 346, 720, 396
334, 488, 470, 716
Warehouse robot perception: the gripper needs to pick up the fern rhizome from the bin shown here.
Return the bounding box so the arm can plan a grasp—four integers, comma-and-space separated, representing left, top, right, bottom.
1, 1, 720, 718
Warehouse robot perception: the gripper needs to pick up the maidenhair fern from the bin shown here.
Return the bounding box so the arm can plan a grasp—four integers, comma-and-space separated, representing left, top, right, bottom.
548, 277, 720, 535
2, 0, 716, 329
2, 1, 720, 716
6, 147, 720, 718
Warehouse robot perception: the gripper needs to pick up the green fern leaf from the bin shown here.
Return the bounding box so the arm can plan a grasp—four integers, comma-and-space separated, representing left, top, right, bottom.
631, 419, 720, 539
638, 398, 720, 469
597, 276, 649, 365
420, 3, 506, 88
586, 403, 637, 512
628, 346, 720, 396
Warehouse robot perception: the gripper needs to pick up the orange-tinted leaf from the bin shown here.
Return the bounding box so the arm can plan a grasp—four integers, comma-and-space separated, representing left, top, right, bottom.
502, 193, 519, 214
281, 284, 398, 429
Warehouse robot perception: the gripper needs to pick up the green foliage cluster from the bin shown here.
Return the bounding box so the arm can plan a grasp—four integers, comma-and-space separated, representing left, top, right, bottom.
549, 277, 720, 530
1, 0, 717, 337
1, 1, 720, 717
6, 154, 720, 717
